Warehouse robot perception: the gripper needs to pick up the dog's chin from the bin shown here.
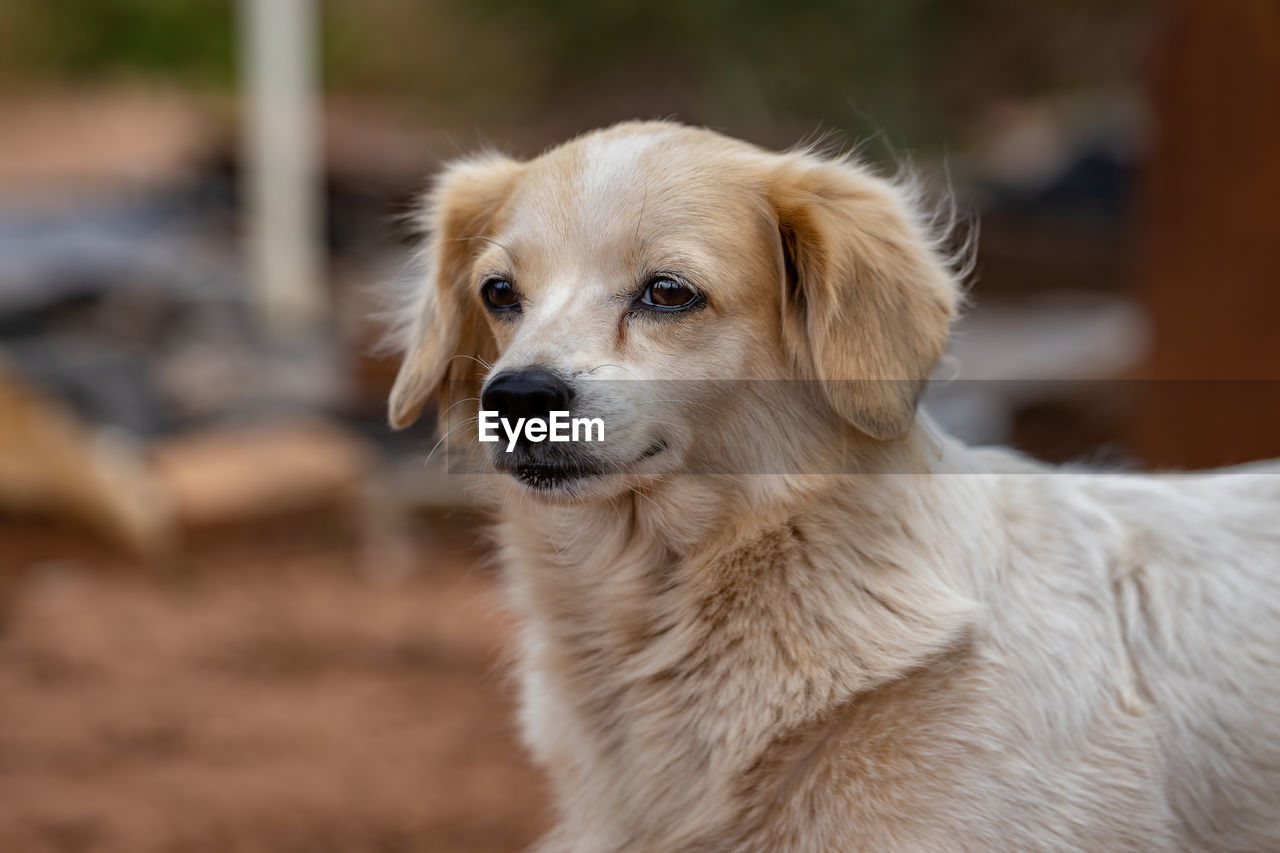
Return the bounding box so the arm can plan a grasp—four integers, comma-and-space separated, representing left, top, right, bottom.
493, 442, 670, 503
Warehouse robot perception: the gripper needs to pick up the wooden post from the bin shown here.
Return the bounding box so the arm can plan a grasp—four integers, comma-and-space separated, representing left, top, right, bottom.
240, 0, 325, 336
1130, 0, 1280, 468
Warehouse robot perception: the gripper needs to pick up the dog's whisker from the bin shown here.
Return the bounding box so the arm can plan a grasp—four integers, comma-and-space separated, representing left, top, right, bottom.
438, 395, 482, 419
584, 363, 629, 376
424, 414, 479, 464
444, 354, 495, 372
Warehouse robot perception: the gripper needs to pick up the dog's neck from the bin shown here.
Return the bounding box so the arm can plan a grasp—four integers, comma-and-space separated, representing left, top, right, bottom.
493, 419, 996, 843
496, 417, 991, 683
495, 416, 988, 644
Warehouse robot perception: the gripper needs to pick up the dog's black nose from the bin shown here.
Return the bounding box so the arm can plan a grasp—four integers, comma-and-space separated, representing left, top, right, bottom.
481, 368, 574, 423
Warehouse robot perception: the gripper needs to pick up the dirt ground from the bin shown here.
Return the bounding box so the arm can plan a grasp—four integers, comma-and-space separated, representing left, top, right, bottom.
0, 516, 548, 853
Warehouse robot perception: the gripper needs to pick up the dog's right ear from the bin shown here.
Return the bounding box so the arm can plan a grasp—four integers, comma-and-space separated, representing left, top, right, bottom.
388, 153, 523, 430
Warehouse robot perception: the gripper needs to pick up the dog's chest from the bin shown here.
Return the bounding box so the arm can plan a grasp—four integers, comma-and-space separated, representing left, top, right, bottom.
504, 517, 826, 825
501, 506, 981, 848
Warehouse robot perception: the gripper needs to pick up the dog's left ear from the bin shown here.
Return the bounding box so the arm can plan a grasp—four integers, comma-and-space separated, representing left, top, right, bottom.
769, 154, 959, 441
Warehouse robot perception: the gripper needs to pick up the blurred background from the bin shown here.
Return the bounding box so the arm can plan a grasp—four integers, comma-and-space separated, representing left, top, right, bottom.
0, 1, 1276, 850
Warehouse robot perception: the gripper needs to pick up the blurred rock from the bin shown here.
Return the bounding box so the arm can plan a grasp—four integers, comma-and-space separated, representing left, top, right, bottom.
0, 357, 172, 555
150, 419, 376, 530
151, 417, 426, 578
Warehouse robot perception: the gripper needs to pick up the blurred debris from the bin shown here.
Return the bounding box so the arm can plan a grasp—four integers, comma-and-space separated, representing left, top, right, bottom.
0, 85, 449, 566
151, 419, 372, 531
959, 94, 1145, 298
151, 418, 418, 577
0, 88, 219, 200
0, 358, 171, 555
0, 172, 348, 434
925, 293, 1148, 455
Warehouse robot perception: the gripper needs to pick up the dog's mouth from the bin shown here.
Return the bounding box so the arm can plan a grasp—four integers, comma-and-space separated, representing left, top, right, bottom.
508, 459, 603, 490
495, 441, 668, 493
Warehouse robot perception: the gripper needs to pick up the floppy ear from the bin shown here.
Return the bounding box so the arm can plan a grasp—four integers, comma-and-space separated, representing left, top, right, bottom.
388, 153, 523, 430
769, 154, 958, 440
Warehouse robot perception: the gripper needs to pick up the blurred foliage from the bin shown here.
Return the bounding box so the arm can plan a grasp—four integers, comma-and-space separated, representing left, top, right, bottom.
0, 0, 1149, 151
0, 1, 235, 87
324, 0, 1150, 150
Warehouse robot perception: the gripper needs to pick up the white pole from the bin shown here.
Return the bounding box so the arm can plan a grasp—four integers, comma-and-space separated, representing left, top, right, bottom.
240, 0, 325, 336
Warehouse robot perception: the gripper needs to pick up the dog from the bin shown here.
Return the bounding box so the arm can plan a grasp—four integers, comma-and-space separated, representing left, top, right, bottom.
386, 121, 1280, 851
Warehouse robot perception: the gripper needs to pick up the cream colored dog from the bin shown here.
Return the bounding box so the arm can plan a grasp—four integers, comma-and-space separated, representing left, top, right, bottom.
387, 122, 1280, 852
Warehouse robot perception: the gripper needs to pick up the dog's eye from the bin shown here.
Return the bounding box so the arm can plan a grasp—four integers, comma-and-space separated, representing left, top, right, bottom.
481, 279, 521, 312
640, 277, 700, 311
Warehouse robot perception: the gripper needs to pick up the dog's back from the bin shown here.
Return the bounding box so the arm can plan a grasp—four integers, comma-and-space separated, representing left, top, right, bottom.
1086, 466, 1280, 850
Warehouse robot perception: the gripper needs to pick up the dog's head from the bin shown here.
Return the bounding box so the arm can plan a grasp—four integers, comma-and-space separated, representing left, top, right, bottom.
388, 122, 959, 499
